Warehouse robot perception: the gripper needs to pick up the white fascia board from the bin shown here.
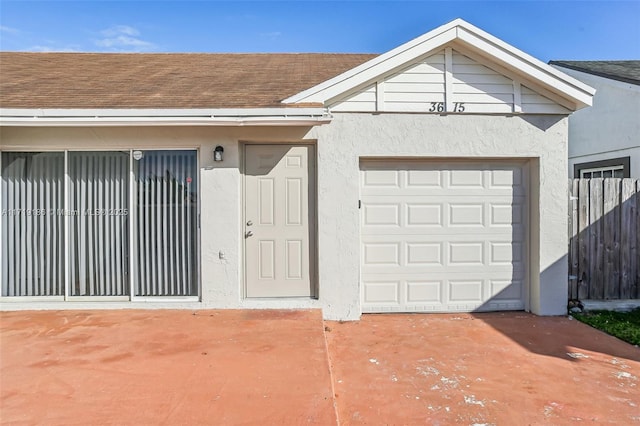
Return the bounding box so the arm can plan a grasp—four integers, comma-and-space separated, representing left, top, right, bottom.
455, 27, 595, 109
284, 18, 595, 110
0, 107, 331, 127
282, 22, 460, 104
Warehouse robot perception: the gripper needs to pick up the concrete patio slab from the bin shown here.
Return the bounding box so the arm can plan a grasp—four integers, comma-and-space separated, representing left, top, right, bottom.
0, 310, 336, 425
2, 310, 639, 425
325, 312, 640, 425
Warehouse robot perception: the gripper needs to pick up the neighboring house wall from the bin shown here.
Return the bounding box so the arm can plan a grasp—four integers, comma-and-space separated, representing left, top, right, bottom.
552, 67, 640, 177
0, 113, 569, 318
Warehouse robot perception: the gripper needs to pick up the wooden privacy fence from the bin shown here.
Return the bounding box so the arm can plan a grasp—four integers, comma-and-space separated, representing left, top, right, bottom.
568, 178, 639, 300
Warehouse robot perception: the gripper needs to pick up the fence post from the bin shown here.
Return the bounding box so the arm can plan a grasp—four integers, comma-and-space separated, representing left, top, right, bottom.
578, 179, 590, 300
603, 179, 621, 299
569, 179, 579, 299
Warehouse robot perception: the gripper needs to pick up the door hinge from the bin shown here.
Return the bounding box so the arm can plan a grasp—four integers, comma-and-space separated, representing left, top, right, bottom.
358, 200, 361, 209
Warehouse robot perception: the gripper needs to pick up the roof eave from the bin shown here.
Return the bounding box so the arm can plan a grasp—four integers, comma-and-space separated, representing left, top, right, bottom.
0, 107, 332, 127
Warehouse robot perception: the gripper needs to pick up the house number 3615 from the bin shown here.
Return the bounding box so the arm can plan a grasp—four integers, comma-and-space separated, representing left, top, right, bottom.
428, 102, 465, 112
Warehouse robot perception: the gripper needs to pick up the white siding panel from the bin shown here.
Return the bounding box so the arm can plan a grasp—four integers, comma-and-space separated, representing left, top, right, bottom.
385, 73, 445, 84
385, 102, 439, 112
456, 103, 514, 113
451, 93, 513, 104
330, 50, 569, 114
385, 82, 445, 93
452, 83, 514, 95
452, 72, 513, 85
521, 85, 571, 114
330, 84, 377, 112
423, 52, 445, 64
385, 92, 435, 103
403, 62, 445, 74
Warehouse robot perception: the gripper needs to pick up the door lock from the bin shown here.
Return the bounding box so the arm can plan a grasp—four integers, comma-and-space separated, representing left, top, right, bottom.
245, 230, 254, 238
246, 220, 253, 226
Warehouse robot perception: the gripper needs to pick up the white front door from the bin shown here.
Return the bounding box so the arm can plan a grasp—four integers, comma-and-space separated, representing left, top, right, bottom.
244, 144, 315, 298
360, 160, 528, 313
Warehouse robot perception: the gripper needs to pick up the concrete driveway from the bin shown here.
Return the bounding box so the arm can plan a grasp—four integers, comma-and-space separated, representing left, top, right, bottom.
1, 310, 639, 425
325, 313, 640, 425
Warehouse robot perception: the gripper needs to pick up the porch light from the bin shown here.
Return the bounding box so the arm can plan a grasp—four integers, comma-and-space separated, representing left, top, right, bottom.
214, 146, 224, 162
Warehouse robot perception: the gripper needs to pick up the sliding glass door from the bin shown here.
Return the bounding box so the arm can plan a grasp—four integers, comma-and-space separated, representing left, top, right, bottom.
1, 149, 199, 299
69, 152, 130, 296
134, 150, 198, 296
1, 152, 65, 296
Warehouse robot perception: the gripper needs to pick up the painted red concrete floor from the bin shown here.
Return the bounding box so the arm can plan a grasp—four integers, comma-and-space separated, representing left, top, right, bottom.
2, 311, 639, 425
325, 313, 640, 425
0, 310, 336, 425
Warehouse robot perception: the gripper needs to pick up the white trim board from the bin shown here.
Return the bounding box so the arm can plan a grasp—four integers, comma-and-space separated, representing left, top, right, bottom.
0, 108, 331, 127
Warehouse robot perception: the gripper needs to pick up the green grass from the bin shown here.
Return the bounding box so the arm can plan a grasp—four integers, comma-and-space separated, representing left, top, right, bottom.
571, 308, 640, 346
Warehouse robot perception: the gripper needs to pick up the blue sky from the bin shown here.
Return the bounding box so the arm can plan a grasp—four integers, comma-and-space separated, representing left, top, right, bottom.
0, 1, 639, 61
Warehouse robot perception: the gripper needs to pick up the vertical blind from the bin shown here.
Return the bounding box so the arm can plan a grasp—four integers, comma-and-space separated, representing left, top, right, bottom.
0, 150, 198, 298
1, 153, 65, 296
135, 151, 198, 296
69, 152, 130, 296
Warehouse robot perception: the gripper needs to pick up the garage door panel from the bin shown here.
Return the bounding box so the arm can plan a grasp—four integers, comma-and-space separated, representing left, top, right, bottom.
362, 169, 400, 187
489, 241, 523, 264
449, 280, 484, 302
491, 203, 524, 226
449, 242, 484, 265
490, 167, 522, 187
363, 243, 401, 266
406, 203, 443, 226
362, 164, 525, 191
361, 160, 528, 313
362, 237, 525, 272
361, 187, 525, 197
449, 203, 485, 226
361, 197, 525, 230
362, 203, 401, 226
363, 281, 400, 304
490, 279, 524, 300
407, 169, 442, 187
361, 276, 525, 313
407, 281, 443, 303
406, 243, 443, 265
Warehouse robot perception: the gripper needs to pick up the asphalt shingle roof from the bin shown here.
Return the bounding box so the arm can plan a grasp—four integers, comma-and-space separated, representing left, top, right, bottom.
549, 60, 640, 85
0, 52, 378, 109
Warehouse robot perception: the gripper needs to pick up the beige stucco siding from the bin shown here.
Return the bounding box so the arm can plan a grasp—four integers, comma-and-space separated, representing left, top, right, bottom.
309, 114, 569, 318
0, 114, 568, 319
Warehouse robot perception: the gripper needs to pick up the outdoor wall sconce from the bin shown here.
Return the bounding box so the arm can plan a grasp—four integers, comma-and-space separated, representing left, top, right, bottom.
214, 146, 224, 162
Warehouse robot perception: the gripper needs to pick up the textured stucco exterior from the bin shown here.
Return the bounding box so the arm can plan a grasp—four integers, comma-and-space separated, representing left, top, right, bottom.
309, 114, 569, 318
0, 114, 569, 319
551, 67, 640, 177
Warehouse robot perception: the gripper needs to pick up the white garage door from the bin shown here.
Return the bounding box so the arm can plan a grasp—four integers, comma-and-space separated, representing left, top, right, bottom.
360, 160, 528, 313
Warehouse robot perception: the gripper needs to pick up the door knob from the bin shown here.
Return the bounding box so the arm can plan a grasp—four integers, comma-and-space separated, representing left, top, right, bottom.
245, 230, 253, 238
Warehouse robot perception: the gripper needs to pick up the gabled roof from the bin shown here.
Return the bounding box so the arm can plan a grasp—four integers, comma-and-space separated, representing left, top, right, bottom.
284, 18, 595, 110
549, 60, 640, 86
0, 52, 376, 109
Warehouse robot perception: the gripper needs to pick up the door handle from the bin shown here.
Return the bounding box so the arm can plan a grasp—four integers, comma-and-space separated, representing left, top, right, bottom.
246, 220, 253, 226
245, 230, 253, 238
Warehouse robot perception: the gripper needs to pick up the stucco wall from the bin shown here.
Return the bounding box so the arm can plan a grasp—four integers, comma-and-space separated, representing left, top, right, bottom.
0, 114, 569, 319
309, 114, 569, 318
551, 67, 640, 177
